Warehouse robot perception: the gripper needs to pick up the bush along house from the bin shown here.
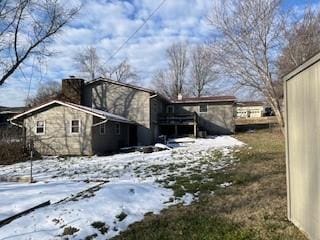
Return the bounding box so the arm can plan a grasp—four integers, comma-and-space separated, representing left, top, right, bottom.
10, 76, 236, 155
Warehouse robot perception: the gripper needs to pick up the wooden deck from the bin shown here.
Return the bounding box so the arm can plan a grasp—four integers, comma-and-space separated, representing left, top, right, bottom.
235, 116, 278, 126
158, 112, 198, 126
158, 112, 198, 137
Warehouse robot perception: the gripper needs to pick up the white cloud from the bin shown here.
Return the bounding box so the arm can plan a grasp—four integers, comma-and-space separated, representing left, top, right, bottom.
0, 0, 306, 106
0, 0, 216, 106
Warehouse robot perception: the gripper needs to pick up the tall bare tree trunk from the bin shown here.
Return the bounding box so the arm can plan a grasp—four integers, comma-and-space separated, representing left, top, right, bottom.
208, 0, 286, 133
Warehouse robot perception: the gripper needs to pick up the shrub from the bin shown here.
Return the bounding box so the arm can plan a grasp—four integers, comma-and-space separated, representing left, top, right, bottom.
0, 141, 41, 165
62, 226, 79, 236
0, 142, 28, 165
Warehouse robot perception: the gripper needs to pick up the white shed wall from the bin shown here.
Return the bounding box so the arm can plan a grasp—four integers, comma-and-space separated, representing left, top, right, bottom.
285, 55, 320, 240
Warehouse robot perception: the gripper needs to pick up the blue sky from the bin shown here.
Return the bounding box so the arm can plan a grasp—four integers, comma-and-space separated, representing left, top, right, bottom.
283, 0, 319, 9
0, 0, 318, 107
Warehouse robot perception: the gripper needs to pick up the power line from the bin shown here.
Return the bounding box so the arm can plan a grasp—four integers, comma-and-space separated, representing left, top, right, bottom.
105, 0, 167, 63
23, 1, 166, 100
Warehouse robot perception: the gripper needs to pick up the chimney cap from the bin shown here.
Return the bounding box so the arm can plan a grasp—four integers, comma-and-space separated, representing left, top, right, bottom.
69, 75, 76, 78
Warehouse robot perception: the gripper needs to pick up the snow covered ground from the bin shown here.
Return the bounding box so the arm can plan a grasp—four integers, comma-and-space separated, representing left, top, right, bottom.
0, 136, 244, 240
0, 181, 96, 221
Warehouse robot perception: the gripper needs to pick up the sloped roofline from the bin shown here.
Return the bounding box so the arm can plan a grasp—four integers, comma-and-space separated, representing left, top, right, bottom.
283, 51, 320, 82
171, 96, 236, 104
85, 77, 172, 103
85, 77, 156, 94
9, 100, 134, 124
84, 77, 237, 104
236, 101, 265, 106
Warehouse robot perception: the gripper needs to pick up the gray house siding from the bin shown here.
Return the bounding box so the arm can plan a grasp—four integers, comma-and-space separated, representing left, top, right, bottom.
150, 96, 167, 142
83, 81, 152, 145
92, 117, 130, 154
173, 102, 235, 134
24, 105, 93, 155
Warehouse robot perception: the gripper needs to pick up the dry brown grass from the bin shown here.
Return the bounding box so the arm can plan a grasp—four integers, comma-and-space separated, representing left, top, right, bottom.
114, 130, 307, 240
209, 130, 306, 239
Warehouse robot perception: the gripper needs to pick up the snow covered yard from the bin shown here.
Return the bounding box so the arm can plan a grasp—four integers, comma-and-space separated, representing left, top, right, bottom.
0, 136, 244, 240
0, 181, 96, 221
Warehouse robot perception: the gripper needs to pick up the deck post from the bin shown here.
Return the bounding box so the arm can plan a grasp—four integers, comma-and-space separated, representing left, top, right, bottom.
174, 125, 178, 137
193, 112, 198, 138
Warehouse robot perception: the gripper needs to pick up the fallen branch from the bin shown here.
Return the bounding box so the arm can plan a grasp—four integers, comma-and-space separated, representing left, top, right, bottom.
0, 201, 50, 228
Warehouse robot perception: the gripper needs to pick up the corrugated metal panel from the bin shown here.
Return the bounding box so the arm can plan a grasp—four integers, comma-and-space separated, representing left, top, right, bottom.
285, 57, 320, 240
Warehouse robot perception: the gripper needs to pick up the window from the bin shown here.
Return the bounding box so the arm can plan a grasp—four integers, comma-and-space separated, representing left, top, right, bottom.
199, 104, 208, 113
167, 105, 174, 114
36, 121, 45, 135
100, 123, 106, 135
115, 123, 120, 135
71, 120, 80, 133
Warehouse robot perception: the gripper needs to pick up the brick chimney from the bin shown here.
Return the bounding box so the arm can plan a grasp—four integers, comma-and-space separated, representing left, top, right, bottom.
61, 76, 85, 105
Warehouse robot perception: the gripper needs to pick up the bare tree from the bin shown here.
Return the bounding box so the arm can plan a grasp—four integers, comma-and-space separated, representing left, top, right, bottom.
189, 45, 218, 97
209, 0, 286, 131
0, 0, 79, 86
167, 42, 189, 99
278, 7, 320, 77
74, 47, 138, 83
26, 81, 61, 107
152, 69, 173, 99
106, 59, 138, 83
152, 42, 189, 99
74, 46, 101, 80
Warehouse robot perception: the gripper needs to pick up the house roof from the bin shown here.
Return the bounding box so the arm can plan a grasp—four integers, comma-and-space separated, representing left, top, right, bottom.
85, 77, 156, 94
85, 77, 172, 103
84, 77, 236, 104
0, 106, 27, 115
283, 51, 320, 82
236, 101, 265, 107
172, 96, 236, 104
9, 100, 135, 124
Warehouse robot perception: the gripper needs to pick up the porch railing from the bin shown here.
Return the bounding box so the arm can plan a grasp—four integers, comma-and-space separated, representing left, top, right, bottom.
158, 112, 198, 125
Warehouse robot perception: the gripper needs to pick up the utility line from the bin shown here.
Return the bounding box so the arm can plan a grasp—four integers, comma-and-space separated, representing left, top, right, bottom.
24, 0, 166, 100
105, 0, 167, 63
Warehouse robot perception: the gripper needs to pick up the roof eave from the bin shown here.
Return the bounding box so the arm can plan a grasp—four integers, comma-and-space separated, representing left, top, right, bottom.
172, 99, 236, 104
283, 51, 320, 82
9, 100, 107, 122
85, 77, 155, 94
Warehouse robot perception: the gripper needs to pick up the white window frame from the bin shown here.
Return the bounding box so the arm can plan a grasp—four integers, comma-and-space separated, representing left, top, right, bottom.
115, 123, 120, 135
70, 119, 81, 134
199, 104, 208, 113
35, 120, 45, 135
100, 123, 106, 135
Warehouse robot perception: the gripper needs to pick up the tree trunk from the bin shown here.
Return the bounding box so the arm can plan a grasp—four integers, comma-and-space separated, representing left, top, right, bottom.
269, 97, 285, 134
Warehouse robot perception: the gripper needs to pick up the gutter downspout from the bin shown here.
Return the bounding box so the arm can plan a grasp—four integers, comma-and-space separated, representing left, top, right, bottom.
149, 94, 158, 99
9, 119, 23, 128
92, 119, 109, 127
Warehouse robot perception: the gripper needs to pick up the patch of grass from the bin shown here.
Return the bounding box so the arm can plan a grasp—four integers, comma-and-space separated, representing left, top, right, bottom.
85, 233, 98, 240
115, 207, 256, 240
145, 164, 167, 172
167, 166, 235, 198
114, 130, 307, 240
91, 221, 109, 235
210, 149, 224, 161
62, 226, 79, 236
116, 211, 128, 222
